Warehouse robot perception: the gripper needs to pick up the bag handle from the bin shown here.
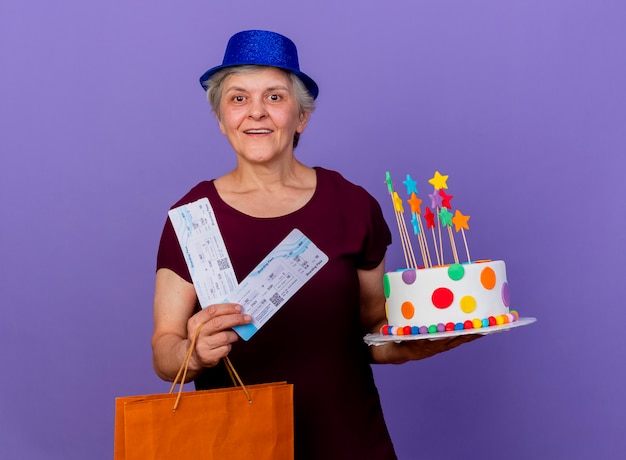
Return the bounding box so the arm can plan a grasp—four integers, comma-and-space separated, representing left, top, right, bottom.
169, 322, 252, 411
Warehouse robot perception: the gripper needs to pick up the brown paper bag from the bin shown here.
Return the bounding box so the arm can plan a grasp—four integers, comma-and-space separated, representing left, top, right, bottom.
114, 324, 294, 459
114, 381, 294, 459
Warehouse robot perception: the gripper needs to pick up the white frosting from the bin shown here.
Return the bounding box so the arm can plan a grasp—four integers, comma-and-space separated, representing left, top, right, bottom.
384, 260, 510, 328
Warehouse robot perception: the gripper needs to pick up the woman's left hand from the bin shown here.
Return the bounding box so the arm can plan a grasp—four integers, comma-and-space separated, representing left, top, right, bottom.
393, 333, 483, 362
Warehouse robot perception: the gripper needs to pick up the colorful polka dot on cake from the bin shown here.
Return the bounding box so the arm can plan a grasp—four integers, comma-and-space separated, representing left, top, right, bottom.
501, 281, 510, 306
401, 301, 415, 319
447, 263, 465, 281
460, 295, 477, 313
383, 274, 391, 298
432, 287, 454, 309
480, 266, 496, 290
401, 269, 417, 284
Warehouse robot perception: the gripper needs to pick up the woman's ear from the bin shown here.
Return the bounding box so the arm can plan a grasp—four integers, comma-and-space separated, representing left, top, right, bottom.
215, 111, 226, 135
296, 111, 311, 134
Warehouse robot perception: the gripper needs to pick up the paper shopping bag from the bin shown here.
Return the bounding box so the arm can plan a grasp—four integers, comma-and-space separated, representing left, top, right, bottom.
114, 381, 294, 460
115, 323, 294, 460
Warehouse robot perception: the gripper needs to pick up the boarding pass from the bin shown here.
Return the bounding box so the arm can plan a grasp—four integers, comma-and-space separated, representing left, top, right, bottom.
168, 198, 328, 340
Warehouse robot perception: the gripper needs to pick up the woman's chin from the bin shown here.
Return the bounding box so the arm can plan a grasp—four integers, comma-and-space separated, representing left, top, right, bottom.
238, 149, 291, 165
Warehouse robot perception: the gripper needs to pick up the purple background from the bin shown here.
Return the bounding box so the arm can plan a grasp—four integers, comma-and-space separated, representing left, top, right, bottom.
1, 1, 625, 458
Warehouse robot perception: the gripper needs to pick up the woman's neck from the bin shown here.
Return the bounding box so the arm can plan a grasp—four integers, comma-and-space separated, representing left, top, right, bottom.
214, 161, 317, 218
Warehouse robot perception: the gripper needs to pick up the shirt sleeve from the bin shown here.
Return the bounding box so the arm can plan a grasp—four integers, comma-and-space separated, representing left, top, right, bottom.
155, 215, 193, 283
354, 188, 392, 270
155, 182, 212, 284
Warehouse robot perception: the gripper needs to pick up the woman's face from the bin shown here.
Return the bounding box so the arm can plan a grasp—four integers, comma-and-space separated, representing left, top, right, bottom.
217, 67, 310, 165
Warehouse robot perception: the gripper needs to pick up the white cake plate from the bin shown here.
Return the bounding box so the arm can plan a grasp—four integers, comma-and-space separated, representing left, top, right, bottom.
363, 317, 537, 346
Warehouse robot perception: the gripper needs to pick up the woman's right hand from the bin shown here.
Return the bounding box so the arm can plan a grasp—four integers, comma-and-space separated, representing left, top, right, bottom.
185, 303, 252, 370
152, 268, 251, 382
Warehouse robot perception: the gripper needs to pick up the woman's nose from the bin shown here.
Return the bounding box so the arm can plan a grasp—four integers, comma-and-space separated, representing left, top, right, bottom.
248, 98, 267, 119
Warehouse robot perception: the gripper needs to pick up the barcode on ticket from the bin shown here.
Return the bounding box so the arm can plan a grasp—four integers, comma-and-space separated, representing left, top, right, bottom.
217, 257, 230, 271
269, 292, 284, 307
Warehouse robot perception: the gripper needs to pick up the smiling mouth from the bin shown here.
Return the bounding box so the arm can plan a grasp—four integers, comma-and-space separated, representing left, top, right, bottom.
244, 129, 273, 134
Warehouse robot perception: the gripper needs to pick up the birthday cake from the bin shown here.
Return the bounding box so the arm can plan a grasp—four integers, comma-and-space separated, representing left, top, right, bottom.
380, 171, 519, 337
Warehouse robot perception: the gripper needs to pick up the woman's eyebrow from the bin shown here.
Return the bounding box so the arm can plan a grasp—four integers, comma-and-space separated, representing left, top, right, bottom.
224, 85, 290, 93
265, 85, 290, 92
224, 85, 248, 93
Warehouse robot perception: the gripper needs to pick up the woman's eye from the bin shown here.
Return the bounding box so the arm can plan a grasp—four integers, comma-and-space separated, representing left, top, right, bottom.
233, 95, 245, 102
268, 94, 281, 101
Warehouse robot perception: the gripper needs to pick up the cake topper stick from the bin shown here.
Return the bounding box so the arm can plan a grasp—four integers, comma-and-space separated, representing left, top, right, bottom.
393, 175, 420, 269
418, 216, 433, 267
440, 207, 460, 264
450, 228, 460, 263
403, 176, 427, 267
438, 191, 459, 265
385, 172, 417, 268
428, 171, 449, 191
438, 215, 444, 265
452, 209, 472, 262
461, 228, 471, 262
393, 191, 418, 269
389, 171, 473, 267
410, 212, 428, 268
386, 173, 410, 267
429, 171, 463, 267
402, 174, 418, 196
423, 207, 441, 266
407, 189, 431, 268
428, 189, 445, 266
437, 209, 445, 265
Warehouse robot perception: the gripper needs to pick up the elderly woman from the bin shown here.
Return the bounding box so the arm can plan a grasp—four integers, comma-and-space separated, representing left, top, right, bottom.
152, 30, 471, 460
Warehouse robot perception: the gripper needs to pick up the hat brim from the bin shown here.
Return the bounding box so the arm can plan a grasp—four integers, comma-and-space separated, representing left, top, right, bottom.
199, 64, 319, 100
